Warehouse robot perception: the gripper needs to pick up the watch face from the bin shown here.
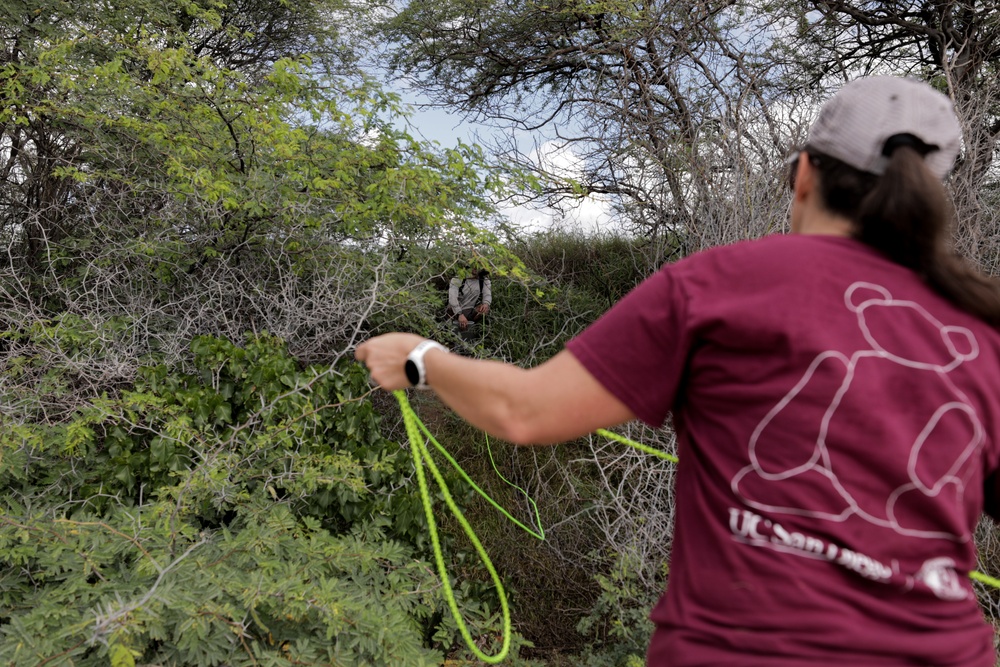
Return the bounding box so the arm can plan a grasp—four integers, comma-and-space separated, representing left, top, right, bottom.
404, 359, 420, 386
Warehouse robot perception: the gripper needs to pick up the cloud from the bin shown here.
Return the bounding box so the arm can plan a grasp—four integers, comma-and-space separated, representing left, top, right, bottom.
498, 140, 618, 235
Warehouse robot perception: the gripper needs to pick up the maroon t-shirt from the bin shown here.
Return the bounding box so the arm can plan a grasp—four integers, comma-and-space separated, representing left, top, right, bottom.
566, 235, 1000, 667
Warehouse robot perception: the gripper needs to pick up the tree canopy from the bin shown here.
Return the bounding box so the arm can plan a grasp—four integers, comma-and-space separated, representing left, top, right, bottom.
380, 0, 1000, 261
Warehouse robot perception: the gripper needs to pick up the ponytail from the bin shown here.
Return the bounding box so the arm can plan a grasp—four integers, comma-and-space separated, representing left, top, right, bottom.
856, 146, 943, 274
809, 144, 1000, 326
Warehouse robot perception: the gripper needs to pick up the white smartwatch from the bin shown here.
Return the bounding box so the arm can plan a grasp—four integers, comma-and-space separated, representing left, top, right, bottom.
404, 340, 447, 389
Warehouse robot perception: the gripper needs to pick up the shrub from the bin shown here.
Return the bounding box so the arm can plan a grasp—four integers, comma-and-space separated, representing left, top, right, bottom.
0, 333, 527, 666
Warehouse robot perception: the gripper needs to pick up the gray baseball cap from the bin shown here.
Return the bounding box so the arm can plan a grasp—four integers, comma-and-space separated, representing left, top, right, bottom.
806, 76, 962, 181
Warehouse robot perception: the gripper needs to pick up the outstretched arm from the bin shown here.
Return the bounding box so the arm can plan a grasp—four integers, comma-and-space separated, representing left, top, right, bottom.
355, 333, 635, 445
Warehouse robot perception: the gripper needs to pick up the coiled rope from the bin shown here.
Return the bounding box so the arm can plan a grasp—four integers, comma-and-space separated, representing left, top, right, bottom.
393, 390, 1000, 663
395, 390, 543, 663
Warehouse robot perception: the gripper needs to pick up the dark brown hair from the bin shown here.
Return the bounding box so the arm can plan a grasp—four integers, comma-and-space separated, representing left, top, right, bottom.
806, 144, 1000, 326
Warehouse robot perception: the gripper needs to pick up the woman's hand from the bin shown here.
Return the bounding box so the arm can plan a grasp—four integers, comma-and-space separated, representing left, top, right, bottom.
354, 333, 426, 390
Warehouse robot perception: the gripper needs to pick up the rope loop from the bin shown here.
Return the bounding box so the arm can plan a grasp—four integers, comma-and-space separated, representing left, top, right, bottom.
395, 390, 544, 664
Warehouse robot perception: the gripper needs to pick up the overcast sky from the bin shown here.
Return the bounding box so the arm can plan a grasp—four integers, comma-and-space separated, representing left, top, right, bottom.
392, 86, 617, 236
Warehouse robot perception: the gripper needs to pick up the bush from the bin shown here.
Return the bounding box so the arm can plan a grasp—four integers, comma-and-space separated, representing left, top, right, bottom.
0, 333, 529, 666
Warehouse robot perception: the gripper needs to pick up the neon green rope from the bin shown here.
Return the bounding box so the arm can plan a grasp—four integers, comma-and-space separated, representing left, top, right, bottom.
596, 428, 678, 463
969, 569, 1000, 589
413, 412, 544, 540
396, 390, 547, 663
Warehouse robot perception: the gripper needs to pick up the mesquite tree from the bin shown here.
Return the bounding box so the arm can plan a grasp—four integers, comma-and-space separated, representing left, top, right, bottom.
377, 0, 800, 258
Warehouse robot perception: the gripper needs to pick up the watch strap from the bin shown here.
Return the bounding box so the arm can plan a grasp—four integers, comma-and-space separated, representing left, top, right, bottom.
405, 340, 447, 389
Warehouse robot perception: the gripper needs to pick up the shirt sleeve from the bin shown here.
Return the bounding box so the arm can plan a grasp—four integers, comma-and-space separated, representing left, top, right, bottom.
482, 278, 492, 305
448, 278, 461, 311
565, 265, 693, 427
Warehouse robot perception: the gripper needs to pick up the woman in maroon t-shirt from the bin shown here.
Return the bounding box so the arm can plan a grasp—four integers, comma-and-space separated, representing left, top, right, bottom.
357, 78, 1000, 666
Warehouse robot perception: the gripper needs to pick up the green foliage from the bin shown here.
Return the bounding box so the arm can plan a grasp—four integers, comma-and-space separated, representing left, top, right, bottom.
513, 231, 668, 307
0, 1, 540, 662
1, 0, 509, 329
474, 274, 598, 362
572, 551, 661, 667
0, 333, 527, 666
461, 230, 669, 362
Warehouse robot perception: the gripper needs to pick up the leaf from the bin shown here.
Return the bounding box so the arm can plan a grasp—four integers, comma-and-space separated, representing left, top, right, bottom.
109, 644, 136, 667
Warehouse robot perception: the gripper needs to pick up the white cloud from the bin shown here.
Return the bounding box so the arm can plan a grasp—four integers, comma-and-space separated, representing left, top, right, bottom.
497, 140, 618, 235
